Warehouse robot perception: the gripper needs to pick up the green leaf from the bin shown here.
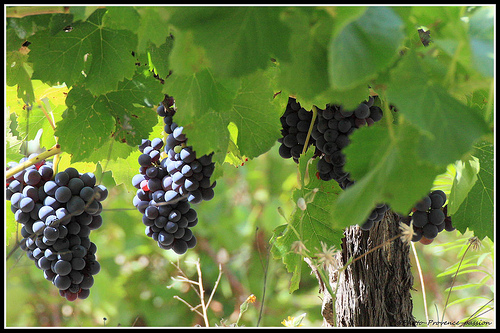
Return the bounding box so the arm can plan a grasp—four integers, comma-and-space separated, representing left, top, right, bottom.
271, 150, 344, 292
29, 8, 138, 95
102, 6, 140, 32
147, 34, 174, 80
340, 123, 444, 224
328, 6, 404, 90
6, 50, 35, 104
167, 29, 209, 76
56, 86, 115, 161
102, 74, 163, 146
278, 8, 332, 106
320, 84, 372, 111
163, 68, 239, 159
164, 69, 238, 125
99, 149, 141, 189
227, 69, 284, 160
448, 156, 480, 215
135, 7, 171, 51
29, 21, 93, 87
386, 51, 490, 165
83, 9, 138, 95
182, 109, 230, 166
451, 141, 494, 240
168, 6, 291, 78
6, 14, 52, 40
329, 6, 367, 39
56, 70, 163, 162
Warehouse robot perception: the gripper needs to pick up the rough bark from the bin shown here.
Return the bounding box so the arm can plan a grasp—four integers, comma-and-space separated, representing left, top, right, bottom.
307, 212, 416, 327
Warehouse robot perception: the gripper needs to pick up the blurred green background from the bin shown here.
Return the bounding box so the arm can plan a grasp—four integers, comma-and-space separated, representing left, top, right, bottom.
5, 144, 494, 327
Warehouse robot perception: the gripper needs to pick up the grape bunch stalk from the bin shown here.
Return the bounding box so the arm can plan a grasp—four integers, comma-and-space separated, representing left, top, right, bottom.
131, 95, 217, 255
6, 154, 107, 301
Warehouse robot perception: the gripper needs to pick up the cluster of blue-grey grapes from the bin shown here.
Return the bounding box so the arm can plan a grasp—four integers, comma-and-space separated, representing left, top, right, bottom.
278, 96, 389, 230
400, 190, 454, 244
6, 156, 107, 301
278, 97, 318, 163
131, 96, 216, 255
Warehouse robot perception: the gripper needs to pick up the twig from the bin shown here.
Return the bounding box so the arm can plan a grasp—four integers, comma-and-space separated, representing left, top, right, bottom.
173, 296, 204, 317
196, 259, 210, 327
169, 258, 223, 327
205, 264, 223, 310
6, 144, 62, 179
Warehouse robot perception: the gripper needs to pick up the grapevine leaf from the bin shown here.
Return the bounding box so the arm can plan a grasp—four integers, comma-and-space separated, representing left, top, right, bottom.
386, 51, 490, 165
328, 6, 405, 90
164, 69, 238, 125
167, 29, 210, 76
83, 9, 138, 95
102, 6, 140, 32
227, 69, 283, 160
341, 123, 444, 224
182, 109, 230, 166
29, 8, 138, 96
448, 156, 480, 215
329, 6, 368, 39
56, 86, 115, 161
135, 7, 172, 51
6, 117, 24, 161
29, 21, 93, 88
163, 68, 238, 158
6, 50, 35, 104
451, 141, 494, 240
47, 13, 75, 35
148, 34, 174, 80
167, 6, 291, 78
56, 71, 162, 162
272, 150, 344, 292
320, 84, 372, 111
278, 8, 332, 107
105, 6, 172, 54
6, 14, 52, 40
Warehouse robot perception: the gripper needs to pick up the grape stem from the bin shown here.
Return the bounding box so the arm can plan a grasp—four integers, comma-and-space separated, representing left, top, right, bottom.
6, 144, 62, 179
302, 105, 318, 155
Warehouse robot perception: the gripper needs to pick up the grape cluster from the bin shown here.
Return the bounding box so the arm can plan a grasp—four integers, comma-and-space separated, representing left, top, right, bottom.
278, 96, 389, 230
312, 96, 383, 188
131, 96, 216, 254
131, 136, 199, 254
402, 190, 455, 244
161, 127, 216, 204
6, 156, 106, 301
278, 97, 317, 163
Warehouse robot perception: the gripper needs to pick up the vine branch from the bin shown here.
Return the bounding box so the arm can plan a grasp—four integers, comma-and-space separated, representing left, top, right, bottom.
6, 6, 70, 18
6, 144, 62, 179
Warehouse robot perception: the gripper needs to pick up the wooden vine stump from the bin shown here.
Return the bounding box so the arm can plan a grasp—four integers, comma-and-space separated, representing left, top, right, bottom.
307, 212, 417, 327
